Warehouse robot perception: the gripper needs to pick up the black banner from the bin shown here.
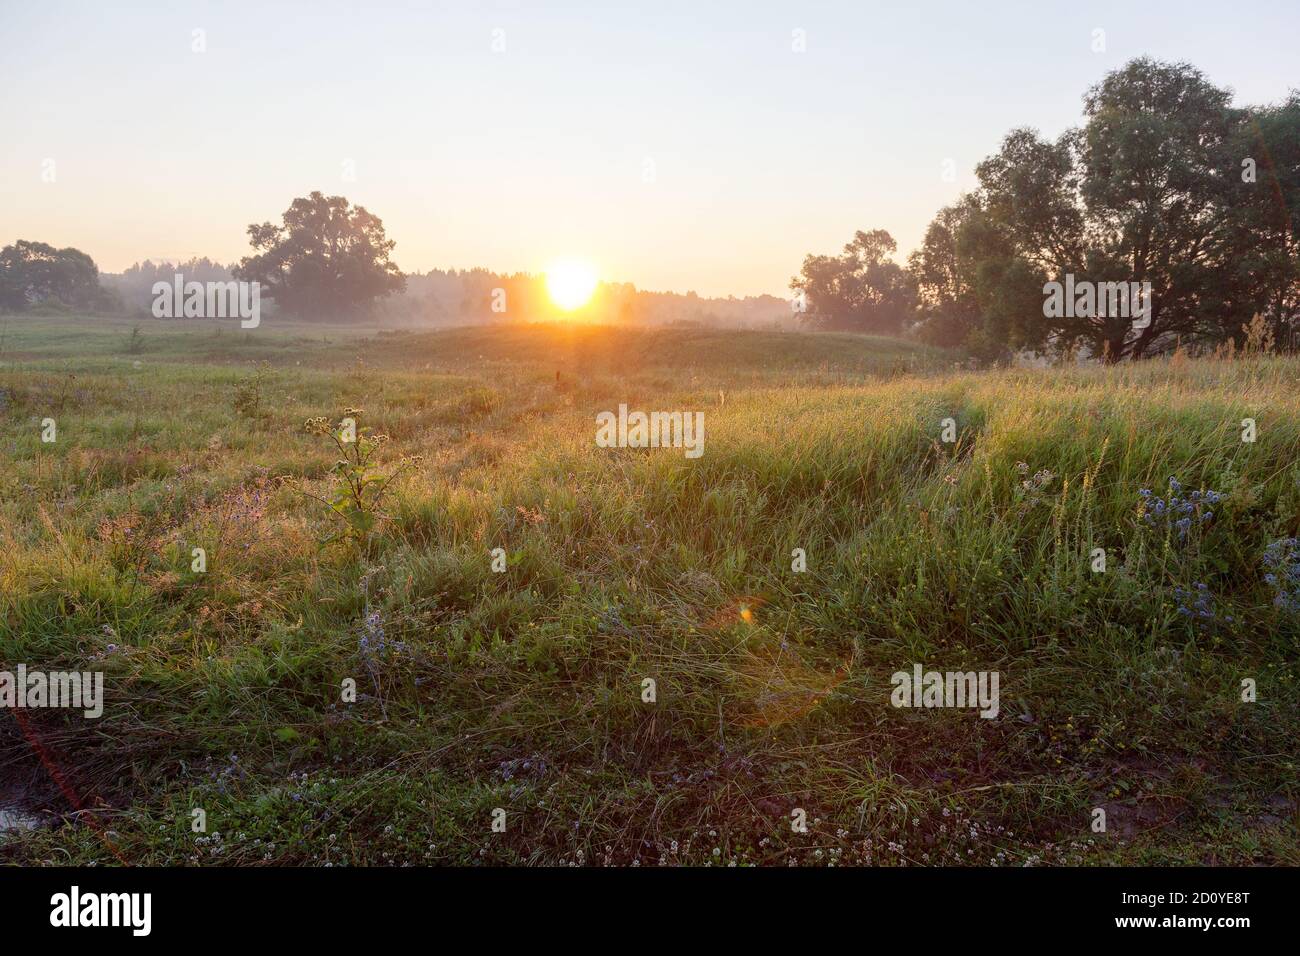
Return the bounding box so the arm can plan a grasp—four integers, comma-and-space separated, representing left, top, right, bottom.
0, 866, 1276, 941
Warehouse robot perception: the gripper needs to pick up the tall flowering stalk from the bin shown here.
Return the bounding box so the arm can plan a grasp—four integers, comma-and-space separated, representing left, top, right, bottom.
299, 409, 421, 545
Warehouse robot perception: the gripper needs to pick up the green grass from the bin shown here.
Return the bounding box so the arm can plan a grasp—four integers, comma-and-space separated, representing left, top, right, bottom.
1, 314, 1297, 866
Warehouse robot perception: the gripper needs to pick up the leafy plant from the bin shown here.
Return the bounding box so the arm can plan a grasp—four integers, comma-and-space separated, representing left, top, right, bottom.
300, 408, 420, 545
233, 362, 271, 419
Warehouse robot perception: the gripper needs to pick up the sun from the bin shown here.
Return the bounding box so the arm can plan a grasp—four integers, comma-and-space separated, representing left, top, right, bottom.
545, 259, 598, 311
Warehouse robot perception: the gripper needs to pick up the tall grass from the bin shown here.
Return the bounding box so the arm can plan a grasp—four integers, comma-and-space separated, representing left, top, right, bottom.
1, 317, 1296, 865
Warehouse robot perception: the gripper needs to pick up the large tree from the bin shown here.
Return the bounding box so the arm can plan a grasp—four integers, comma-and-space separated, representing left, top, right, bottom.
1217, 93, 1300, 349
913, 58, 1298, 360
791, 229, 915, 333
909, 196, 990, 351
1074, 58, 1241, 358
0, 240, 104, 312
234, 192, 405, 318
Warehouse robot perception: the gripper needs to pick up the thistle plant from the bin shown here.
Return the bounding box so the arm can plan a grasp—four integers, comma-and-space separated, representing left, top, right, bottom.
1263, 537, 1300, 612
300, 408, 420, 545
1138, 477, 1221, 544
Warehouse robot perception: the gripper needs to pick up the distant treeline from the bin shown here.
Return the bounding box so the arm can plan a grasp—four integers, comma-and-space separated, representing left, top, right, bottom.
102, 257, 237, 315
1, 250, 792, 330
88, 261, 791, 329
395, 269, 792, 328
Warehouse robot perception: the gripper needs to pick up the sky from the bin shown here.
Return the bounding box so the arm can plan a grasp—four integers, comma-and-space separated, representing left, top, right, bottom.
3, 0, 1298, 298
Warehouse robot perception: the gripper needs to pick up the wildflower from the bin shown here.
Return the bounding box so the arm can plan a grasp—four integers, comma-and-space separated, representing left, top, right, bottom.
1140, 478, 1221, 541
358, 608, 408, 663
1262, 538, 1300, 612
1173, 583, 1233, 628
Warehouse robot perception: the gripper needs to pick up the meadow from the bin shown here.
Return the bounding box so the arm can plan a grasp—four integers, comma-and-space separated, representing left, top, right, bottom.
1, 314, 1297, 865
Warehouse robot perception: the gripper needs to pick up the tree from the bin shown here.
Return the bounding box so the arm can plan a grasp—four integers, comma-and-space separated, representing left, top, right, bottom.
791, 229, 915, 333
911, 58, 1299, 361
1218, 93, 1300, 349
909, 197, 988, 350
233, 192, 404, 318
965, 127, 1093, 356
1074, 58, 1241, 358
0, 240, 104, 312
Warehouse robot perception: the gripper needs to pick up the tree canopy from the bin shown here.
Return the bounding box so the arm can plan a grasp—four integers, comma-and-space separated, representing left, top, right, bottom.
791, 229, 915, 333
0, 240, 104, 312
233, 192, 405, 318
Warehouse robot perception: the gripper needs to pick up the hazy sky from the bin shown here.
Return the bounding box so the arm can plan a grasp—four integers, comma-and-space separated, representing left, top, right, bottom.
3, 1, 1297, 297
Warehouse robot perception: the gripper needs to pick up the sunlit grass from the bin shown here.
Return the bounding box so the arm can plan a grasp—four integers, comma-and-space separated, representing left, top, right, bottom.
1, 315, 1297, 865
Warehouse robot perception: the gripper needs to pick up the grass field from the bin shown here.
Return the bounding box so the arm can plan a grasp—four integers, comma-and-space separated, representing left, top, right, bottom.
1, 314, 1297, 866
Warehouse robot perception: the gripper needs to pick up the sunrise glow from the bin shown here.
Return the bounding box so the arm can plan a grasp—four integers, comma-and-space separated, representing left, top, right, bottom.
545, 259, 598, 311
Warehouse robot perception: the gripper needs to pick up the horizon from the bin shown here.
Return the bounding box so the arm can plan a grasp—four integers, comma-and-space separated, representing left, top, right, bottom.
4, 0, 1298, 299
